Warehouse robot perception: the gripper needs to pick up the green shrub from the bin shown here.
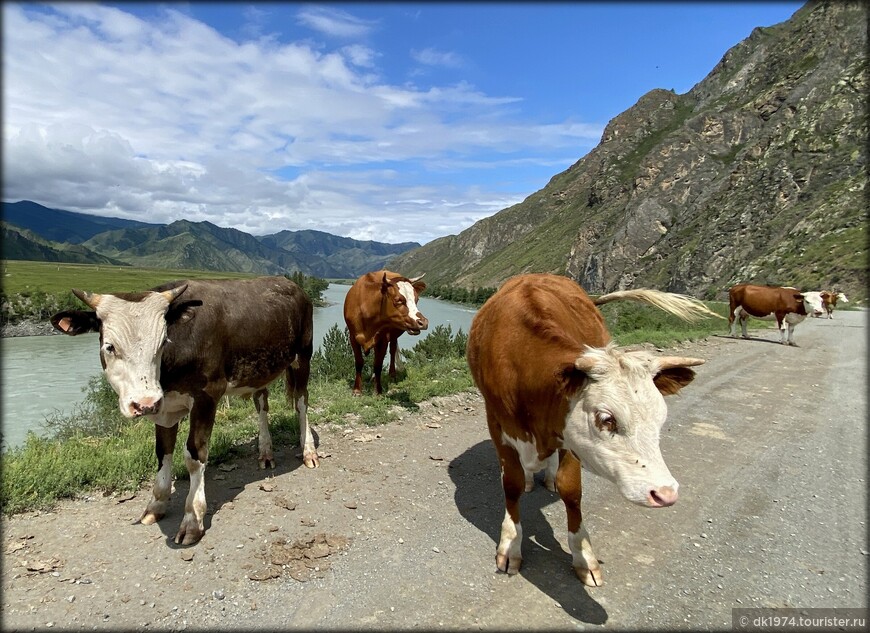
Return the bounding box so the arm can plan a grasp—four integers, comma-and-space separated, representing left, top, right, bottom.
312, 324, 357, 382
402, 324, 467, 365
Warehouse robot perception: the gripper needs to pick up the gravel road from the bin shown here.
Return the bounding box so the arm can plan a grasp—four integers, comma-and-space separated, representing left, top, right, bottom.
2, 310, 866, 631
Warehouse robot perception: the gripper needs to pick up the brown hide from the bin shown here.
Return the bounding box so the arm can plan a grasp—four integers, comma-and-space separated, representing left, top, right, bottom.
467, 273, 610, 449
343, 270, 427, 394
728, 284, 806, 323
50, 276, 316, 545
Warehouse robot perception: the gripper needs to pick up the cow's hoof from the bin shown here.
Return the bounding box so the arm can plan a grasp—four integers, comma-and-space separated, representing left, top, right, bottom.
138, 510, 164, 525
259, 455, 276, 470
303, 452, 320, 469
496, 552, 521, 575
175, 524, 204, 546
574, 564, 604, 587
788, 342, 799, 347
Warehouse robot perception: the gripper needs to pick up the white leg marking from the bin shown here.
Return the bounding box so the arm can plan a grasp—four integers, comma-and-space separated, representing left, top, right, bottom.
176, 449, 206, 544
730, 308, 740, 337
297, 395, 318, 468
256, 392, 274, 470
497, 509, 523, 574
544, 452, 558, 492
141, 454, 173, 524
568, 523, 603, 587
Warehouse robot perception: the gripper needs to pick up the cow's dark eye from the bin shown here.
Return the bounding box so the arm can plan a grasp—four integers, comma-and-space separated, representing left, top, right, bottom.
595, 411, 617, 435
103, 343, 116, 356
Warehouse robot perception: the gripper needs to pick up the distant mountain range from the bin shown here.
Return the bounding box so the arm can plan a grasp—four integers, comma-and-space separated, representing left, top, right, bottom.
1, 200, 420, 278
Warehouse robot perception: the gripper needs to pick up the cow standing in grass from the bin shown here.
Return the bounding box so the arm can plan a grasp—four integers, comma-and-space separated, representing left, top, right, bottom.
343, 270, 428, 395
51, 276, 317, 545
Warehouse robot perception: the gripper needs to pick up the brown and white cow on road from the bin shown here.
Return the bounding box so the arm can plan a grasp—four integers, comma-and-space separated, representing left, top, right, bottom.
466, 273, 714, 587
343, 270, 428, 395
819, 290, 849, 319
50, 276, 318, 545
728, 284, 824, 346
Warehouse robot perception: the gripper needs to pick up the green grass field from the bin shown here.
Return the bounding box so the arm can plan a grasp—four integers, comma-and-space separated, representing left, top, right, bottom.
1, 259, 258, 295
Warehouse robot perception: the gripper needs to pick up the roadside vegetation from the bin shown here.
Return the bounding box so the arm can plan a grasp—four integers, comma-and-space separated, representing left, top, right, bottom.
2, 261, 766, 516
0, 260, 329, 326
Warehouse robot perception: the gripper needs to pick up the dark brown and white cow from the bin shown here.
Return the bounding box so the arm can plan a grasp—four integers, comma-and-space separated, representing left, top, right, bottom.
466, 273, 715, 586
343, 270, 428, 395
728, 284, 824, 346
50, 276, 318, 545
819, 290, 848, 319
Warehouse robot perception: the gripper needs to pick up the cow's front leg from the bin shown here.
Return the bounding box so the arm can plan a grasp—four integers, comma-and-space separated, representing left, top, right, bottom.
254, 388, 274, 469
176, 397, 216, 545
372, 337, 389, 395
556, 450, 602, 586
775, 315, 790, 345
493, 437, 525, 575
544, 451, 558, 492
139, 421, 180, 525
350, 338, 366, 396
388, 334, 401, 380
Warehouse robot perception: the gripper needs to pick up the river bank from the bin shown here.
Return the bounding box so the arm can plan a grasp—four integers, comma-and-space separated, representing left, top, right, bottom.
1, 319, 58, 338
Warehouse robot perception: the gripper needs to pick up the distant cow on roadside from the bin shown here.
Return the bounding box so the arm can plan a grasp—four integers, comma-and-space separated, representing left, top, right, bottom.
728, 284, 824, 346
343, 270, 428, 395
50, 277, 318, 545
819, 290, 848, 319
467, 273, 719, 587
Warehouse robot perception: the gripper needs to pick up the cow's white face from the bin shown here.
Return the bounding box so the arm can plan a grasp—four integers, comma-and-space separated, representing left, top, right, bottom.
561, 346, 698, 508
801, 292, 825, 318
94, 292, 175, 418
394, 280, 428, 335
838, 293, 849, 303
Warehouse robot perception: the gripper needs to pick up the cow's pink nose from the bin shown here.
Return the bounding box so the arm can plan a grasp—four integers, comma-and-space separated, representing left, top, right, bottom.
416, 316, 429, 330
130, 398, 161, 417
648, 486, 678, 507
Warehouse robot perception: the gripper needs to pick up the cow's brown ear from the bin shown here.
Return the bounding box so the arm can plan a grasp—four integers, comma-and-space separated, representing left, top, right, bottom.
166, 299, 202, 325
50, 310, 100, 336
556, 361, 590, 397
653, 367, 697, 396
381, 273, 392, 293
412, 281, 427, 293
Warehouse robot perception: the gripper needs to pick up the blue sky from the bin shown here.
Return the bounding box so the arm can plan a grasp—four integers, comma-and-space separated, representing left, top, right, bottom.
3, 2, 804, 244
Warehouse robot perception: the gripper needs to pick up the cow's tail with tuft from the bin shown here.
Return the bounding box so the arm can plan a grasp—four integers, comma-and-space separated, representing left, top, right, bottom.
591, 289, 725, 322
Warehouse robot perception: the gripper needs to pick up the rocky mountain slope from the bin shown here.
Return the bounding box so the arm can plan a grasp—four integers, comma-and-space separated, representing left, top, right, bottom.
390, 0, 867, 301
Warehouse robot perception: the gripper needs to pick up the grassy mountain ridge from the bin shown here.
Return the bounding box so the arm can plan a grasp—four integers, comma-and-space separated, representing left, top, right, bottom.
2, 202, 420, 278
2, 201, 159, 244
1, 222, 129, 266
390, 0, 867, 302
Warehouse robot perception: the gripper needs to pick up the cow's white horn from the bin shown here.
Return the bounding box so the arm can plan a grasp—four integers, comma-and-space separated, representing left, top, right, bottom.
161, 284, 188, 303
409, 273, 426, 283
656, 356, 705, 371
72, 288, 101, 309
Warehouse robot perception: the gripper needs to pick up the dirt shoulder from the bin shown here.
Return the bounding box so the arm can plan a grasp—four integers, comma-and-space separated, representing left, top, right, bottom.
2, 311, 866, 630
